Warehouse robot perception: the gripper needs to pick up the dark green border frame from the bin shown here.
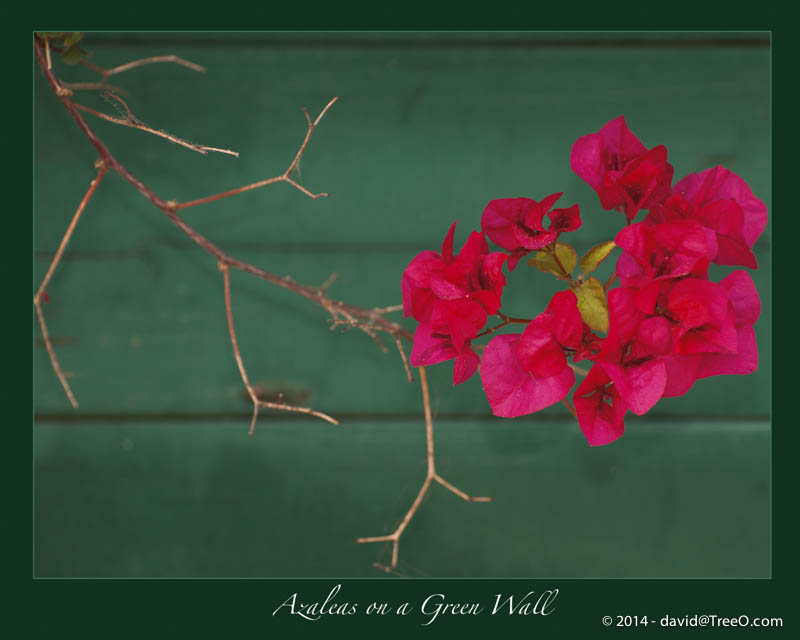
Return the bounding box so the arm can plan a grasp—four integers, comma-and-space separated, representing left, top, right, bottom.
22, 20, 792, 635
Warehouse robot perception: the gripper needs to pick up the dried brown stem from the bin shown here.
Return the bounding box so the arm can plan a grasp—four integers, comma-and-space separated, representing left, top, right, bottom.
220, 263, 338, 433
34, 162, 108, 408
36, 38, 487, 574
373, 304, 403, 314
34, 39, 411, 379
82, 54, 206, 79
61, 81, 129, 95
174, 96, 339, 208
393, 335, 414, 383
355, 366, 491, 573
73, 98, 239, 157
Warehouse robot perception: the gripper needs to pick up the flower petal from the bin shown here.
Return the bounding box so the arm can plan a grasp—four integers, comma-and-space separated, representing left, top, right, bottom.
481, 334, 575, 417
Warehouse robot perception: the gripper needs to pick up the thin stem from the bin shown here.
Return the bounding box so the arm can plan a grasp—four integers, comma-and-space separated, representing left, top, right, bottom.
355, 366, 491, 572
393, 335, 414, 383
34, 299, 77, 409
561, 397, 578, 419
34, 162, 108, 407
72, 100, 238, 157
174, 97, 339, 209
475, 320, 511, 338
220, 263, 338, 434
373, 304, 403, 314
61, 81, 128, 95
497, 311, 532, 324
477, 311, 532, 338
420, 366, 435, 476
604, 271, 617, 292
83, 54, 206, 79
35, 163, 108, 301
33, 41, 411, 350
568, 362, 589, 377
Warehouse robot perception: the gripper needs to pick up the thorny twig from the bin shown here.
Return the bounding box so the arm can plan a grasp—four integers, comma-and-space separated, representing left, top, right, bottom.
34, 36, 411, 422
220, 262, 338, 433
355, 366, 491, 572
33, 160, 109, 408
72, 92, 239, 156
34, 38, 512, 574
82, 54, 206, 80
173, 97, 339, 207
60, 81, 129, 95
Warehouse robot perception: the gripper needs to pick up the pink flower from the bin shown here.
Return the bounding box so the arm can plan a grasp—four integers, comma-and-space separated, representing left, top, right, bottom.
593, 287, 668, 415
481, 194, 581, 270
402, 221, 507, 323
402, 221, 509, 384
646, 166, 767, 269
614, 220, 717, 314
571, 115, 674, 221
593, 272, 761, 409
573, 365, 627, 447
410, 318, 481, 385
661, 271, 761, 396
480, 291, 582, 416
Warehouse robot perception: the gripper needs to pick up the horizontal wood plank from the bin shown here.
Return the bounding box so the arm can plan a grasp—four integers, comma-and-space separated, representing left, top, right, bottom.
34, 418, 770, 578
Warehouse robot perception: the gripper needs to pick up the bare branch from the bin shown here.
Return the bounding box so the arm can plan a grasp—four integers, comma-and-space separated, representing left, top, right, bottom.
61, 81, 129, 95
34, 38, 485, 575
72, 97, 239, 157
355, 367, 491, 572
34, 162, 109, 407
220, 262, 339, 434
174, 97, 339, 209
83, 54, 206, 79
373, 304, 403, 314
393, 335, 414, 383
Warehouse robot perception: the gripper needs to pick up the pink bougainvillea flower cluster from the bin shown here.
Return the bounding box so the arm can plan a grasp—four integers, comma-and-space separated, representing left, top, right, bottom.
401, 115, 765, 447
570, 116, 674, 222
402, 221, 508, 384
481, 193, 582, 270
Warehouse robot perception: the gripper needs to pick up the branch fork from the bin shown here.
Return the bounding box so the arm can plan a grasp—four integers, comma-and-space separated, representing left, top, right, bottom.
355, 367, 491, 573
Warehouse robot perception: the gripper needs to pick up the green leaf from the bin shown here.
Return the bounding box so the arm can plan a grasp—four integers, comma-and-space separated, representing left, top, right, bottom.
63, 32, 84, 47
579, 241, 616, 275
36, 32, 65, 40
61, 45, 85, 65
571, 277, 609, 333
527, 242, 578, 277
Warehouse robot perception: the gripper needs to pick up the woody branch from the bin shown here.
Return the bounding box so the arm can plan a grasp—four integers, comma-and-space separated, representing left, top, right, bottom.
34, 37, 411, 424
35, 37, 487, 570
355, 366, 491, 573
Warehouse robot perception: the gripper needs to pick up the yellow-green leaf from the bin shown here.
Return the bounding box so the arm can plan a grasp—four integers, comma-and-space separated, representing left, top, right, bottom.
61, 45, 85, 65
63, 32, 84, 47
579, 241, 616, 275
527, 242, 577, 277
572, 277, 609, 333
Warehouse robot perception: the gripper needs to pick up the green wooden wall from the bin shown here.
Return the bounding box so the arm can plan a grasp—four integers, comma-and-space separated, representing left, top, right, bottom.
33, 32, 770, 578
